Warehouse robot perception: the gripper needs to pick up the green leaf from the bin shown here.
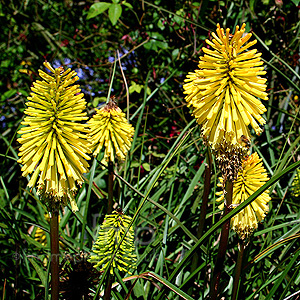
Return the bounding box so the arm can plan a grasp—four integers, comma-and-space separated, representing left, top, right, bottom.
94, 174, 107, 189
0, 222, 8, 229
144, 272, 194, 300
1, 89, 17, 102
0, 189, 6, 208
181, 160, 205, 204
142, 163, 151, 172
87, 2, 111, 20
18, 89, 29, 97
291, 0, 300, 5
20, 232, 47, 249
123, 2, 133, 9
129, 81, 143, 94
147, 150, 166, 158
143, 32, 168, 51
130, 161, 141, 168
108, 3, 122, 26
28, 258, 47, 287
1, 60, 10, 68
249, 0, 256, 11
92, 96, 107, 108
265, 249, 300, 300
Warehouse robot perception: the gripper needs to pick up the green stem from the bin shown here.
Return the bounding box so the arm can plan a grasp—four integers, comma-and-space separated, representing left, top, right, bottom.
50, 209, 59, 300
210, 180, 233, 300
108, 161, 114, 214
231, 241, 245, 300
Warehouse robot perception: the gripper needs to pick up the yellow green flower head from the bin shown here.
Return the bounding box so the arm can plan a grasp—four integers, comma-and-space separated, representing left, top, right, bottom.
88, 210, 137, 275
17, 62, 91, 212
183, 23, 268, 155
291, 168, 300, 198
216, 152, 271, 240
88, 99, 135, 162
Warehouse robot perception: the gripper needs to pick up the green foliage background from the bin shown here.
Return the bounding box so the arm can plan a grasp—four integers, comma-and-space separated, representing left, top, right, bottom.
0, 0, 300, 299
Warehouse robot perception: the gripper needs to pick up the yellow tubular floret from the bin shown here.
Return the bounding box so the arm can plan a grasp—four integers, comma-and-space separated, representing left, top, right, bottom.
17, 62, 91, 211
216, 153, 271, 239
183, 23, 268, 164
88, 100, 135, 164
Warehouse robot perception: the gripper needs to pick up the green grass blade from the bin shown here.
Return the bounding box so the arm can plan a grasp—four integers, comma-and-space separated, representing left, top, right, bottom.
264, 249, 300, 300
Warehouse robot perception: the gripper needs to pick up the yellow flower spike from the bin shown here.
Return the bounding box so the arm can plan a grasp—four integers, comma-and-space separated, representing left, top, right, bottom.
183, 23, 268, 178
17, 62, 91, 212
88, 210, 137, 275
88, 99, 135, 164
291, 169, 300, 198
216, 152, 271, 240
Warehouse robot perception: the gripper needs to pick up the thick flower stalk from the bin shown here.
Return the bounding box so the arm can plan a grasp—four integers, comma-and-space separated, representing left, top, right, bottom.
34, 213, 63, 247
291, 168, 300, 198
17, 62, 91, 212
88, 99, 135, 162
183, 23, 268, 162
216, 152, 271, 239
88, 210, 137, 275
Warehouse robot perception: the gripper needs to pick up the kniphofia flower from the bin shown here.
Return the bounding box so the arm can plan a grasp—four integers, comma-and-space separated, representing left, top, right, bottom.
216, 152, 271, 239
17, 62, 91, 211
88, 210, 137, 274
291, 168, 300, 198
88, 99, 135, 162
183, 23, 268, 157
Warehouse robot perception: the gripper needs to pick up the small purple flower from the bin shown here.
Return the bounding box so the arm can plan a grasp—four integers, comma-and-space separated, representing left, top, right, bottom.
0, 115, 6, 128
75, 68, 88, 80
88, 68, 94, 76
63, 58, 72, 68
121, 47, 129, 55
52, 59, 61, 69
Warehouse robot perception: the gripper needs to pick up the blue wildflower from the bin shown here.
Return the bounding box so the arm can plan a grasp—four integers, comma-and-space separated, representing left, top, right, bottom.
108, 56, 115, 63
52, 59, 61, 69
63, 58, 73, 68
75, 68, 88, 80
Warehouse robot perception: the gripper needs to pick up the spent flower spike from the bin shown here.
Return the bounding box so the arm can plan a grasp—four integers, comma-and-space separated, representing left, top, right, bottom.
17, 62, 91, 212
183, 23, 268, 159
88, 99, 135, 163
216, 152, 271, 240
